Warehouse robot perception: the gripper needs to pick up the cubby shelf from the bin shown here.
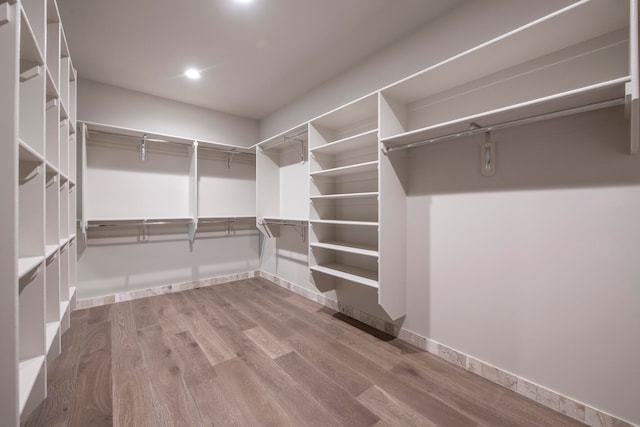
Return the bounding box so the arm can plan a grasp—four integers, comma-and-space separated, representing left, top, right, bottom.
3, 0, 77, 423
18, 356, 45, 413
310, 129, 378, 155
18, 257, 44, 279
310, 241, 378, 258
310, 160, 378, 178
45, 321, 60, 353
310, 219, 378, 227
310, 192, 378, 200
310, 264, 378, 288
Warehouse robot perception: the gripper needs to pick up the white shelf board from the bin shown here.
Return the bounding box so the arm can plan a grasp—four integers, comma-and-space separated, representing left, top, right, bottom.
69, 233, 76, 241
311, 93, 378, 130
18, 256, 44, 278
59, 237, 69, 247
311, 192, 378, 200
310, 264, 378, 289
382, 78, 628, 149
87, 216, 193, 223
310, 219, 378, 227
19, 11, 44, 65
18, 139, 45, 163
82, 121, 254, 154
45, 244, 58, 259
19, 355, 45, 413
310, 241, 378, 258
310, 129, 378, 155
310, 161, 378, 179
45, 321, 60, 353
255, 123, 307, 150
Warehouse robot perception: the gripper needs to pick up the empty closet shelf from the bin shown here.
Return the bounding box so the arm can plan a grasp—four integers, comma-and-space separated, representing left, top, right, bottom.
311, 219, 378, 227
45, 245, 58, 259
18, 256, 44, 278
45, 321, 60, 353
310, 264, 378, 288
310, 241, 378, 258
310, 161, 378, 178
311, 192, 378, 200
19, 356, 45, 413
310, 129, 378, 155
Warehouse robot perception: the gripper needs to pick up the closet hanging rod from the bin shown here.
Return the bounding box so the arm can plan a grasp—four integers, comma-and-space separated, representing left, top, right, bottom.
261, 130, 308, 152
198, 145, 255, 156
88, 219, 193, 228
385, 97, 626, 153
198, 217, 256, 224
261, 220, 308, 227
87, 128, 253, 155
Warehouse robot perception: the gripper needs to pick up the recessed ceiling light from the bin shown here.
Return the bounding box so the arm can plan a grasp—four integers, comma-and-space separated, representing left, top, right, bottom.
185, 68, 201, 80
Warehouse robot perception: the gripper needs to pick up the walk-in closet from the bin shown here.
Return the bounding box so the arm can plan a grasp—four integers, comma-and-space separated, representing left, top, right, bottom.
2, 0, 639, 426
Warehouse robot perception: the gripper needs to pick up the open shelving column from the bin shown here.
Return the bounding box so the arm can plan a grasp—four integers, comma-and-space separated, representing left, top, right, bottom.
307, 94, 397, 308
0, 0, 78, 423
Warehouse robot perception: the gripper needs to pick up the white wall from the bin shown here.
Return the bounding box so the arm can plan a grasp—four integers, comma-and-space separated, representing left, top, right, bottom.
77, 79, 261, 301
78, 232, 260, 299
260, 0, 575, 140
79, 78, 259, 147
405, 107, 640, 424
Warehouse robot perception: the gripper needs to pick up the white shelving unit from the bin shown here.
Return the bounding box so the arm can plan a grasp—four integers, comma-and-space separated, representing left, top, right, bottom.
256, 124, 309, 238
79, 121, 257, 244
0, 0, 77, 423
308, 94, 384, 296
379, 0, 638, 154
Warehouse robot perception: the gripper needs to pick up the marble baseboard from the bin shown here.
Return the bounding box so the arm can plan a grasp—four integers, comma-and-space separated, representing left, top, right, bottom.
74, 271, 259, 310
256, 271, 637, 427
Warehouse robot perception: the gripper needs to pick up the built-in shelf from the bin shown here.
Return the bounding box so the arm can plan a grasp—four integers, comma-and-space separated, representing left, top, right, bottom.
18, 355, 45, 413
18, 257, 44, 279
310, 241, 378, 258
45, 245, 57, 259
311, 192, 378, 200
45, 321, 59, 353
310, 161, 378, 178
310, 219, 378, 227
310, 264, 378, 288
310, 129, 378, 155
381, 79, 628, 150
59, 237, 68, 247
18, 139, 45, 163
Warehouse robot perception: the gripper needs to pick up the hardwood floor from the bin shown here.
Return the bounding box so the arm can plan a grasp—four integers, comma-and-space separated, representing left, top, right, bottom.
24, 278, 586, 427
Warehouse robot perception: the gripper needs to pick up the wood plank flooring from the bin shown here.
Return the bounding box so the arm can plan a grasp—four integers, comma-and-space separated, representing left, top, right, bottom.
24, 278, 587, 427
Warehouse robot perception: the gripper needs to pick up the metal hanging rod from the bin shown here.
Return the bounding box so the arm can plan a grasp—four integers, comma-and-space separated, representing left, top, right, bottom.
198, 217, 256, 225
88, 128, 254, 156
87, 219, 194, 228
261, 130, 308, 152
385, 98, 626, 153
199, 145, 254, 156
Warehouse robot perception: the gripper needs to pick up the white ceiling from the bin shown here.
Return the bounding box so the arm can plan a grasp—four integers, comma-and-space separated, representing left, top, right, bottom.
57, 0, 462, 120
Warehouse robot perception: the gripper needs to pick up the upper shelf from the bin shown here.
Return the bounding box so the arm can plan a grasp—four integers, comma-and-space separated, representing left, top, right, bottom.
256, 123, 308, 154
379, 0, 637, 151
81, 121, 255, 155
